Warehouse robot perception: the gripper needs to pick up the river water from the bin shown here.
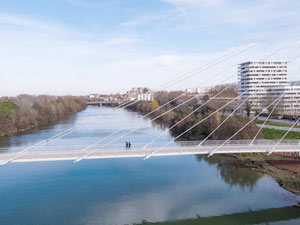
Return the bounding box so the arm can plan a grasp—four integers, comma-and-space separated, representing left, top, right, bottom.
0, 106, 300, 225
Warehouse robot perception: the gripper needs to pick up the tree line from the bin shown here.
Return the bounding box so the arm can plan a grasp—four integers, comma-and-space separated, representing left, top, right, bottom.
127, 84, 263, 141
0, 95, 86, 136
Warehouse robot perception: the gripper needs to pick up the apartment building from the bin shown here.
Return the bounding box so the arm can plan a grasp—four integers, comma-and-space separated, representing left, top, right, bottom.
185, 87, 210, 94
238, 61, 300, 116
127, 87, 153, 101
137, 93, 153, 101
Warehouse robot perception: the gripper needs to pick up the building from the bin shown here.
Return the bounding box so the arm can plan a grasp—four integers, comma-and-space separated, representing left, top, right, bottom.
88, 93, 100, 99
126, 87, 153, 101
238, 61, 300, 116
137, 93, 153, 101
185, 87, 210, 94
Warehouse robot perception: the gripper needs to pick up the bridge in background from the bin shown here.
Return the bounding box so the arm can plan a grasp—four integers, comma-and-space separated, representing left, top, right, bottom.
86, 101, 119, 107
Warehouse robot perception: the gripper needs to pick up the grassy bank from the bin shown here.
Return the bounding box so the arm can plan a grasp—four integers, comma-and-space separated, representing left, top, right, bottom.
262, 128, 300, 139
257, 120, 300, 128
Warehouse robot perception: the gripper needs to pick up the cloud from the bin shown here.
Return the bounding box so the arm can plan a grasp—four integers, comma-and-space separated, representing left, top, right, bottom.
65, 0, 82, 6
162, 0, 224, 7
1, 1, 300, 96
105, 37, 140, 46
120, 9, 180, 28
0, 13, 86, 38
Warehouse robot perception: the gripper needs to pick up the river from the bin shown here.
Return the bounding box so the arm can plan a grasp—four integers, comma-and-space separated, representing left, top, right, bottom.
0, 106, 299, 225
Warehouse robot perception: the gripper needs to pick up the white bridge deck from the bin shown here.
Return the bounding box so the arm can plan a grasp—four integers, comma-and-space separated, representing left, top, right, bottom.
1, 142, 300, 163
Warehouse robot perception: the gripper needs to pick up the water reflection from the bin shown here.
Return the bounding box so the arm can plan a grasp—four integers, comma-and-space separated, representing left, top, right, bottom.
197, 155, 262, 190
0, 106, 174, 153
0, 112, 79, 153
151, 119, 169, 131
0, 107, 299, 225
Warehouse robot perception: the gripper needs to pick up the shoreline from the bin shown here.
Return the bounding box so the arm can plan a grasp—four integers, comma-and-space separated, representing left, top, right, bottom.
0, 108, 86, 137
226, 153, 300, 196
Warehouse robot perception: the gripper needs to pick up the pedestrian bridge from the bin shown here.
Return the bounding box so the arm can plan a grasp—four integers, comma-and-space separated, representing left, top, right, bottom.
1, 140, 300, 164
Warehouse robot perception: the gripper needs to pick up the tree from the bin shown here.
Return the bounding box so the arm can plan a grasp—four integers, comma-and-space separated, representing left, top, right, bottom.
151, 99, 159, 111
245, 101, 252, 117
267, 104, 278, 119
43, 97, 48, 108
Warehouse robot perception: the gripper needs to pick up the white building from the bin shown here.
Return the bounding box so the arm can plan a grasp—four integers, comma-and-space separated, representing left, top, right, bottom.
185, 87, 210, 94
137, 93, 153, 101
127, 87, 153, 101
238, 61, 300, 115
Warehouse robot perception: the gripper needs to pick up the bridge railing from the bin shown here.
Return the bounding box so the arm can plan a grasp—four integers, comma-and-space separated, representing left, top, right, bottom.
177, 139, 300, 146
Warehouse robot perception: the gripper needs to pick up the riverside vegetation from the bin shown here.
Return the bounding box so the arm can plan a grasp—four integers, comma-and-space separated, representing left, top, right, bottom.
127, 84, 262, 141
0, 95, 86, 136
126, 84, 300, 196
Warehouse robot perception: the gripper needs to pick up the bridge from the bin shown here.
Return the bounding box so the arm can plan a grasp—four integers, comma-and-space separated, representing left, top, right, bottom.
1, 140, 300, 164
86, 101, 119, 107
2, 39, 300, 167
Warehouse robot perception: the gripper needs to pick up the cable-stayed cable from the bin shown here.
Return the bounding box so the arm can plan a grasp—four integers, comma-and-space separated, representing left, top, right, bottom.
73, 46, 263, 163
74, 84, 234, 163
112, 44, 253, 110
0, 125, 83, 166
208, 83, 300, 157
198, 95, 252, 146
116, 44, 257, 110
143, 89, 250, 159
250, 67, 300, 145
143, 37, 300, 159
269, 117, 300, 155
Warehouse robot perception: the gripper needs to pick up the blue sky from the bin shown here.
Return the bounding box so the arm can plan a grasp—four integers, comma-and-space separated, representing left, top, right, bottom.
1, 0, 300, 96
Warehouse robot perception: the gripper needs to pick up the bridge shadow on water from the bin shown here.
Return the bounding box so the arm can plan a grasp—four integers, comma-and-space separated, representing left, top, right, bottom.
134, 205, 300, 225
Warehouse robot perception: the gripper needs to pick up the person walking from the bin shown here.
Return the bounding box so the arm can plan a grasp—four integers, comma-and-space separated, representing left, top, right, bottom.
128, 142, 131, 149
125, 142, 128, 149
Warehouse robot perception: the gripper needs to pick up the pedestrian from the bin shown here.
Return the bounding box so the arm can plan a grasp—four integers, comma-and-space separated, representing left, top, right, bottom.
128, 142, 131, 149
126, 142, 128, 149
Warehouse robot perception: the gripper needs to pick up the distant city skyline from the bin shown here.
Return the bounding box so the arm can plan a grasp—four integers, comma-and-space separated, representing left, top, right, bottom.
1, 0, 300, 96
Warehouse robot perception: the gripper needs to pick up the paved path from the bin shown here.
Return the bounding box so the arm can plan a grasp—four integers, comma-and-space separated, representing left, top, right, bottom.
1, 144, 300, 163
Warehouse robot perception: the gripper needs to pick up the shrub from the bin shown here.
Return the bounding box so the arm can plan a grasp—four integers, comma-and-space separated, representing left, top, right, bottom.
0, 101, 18, 115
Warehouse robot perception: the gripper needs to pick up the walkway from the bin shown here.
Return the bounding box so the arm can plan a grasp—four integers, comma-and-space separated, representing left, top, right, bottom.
1, 143, 300, 163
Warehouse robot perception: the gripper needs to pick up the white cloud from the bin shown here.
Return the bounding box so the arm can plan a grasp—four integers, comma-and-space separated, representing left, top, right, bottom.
105, 37, 140, 46
0, 12, 90, 39
65, 0, 82, 6
1, 0, 300, 96
162, 0, 224, 7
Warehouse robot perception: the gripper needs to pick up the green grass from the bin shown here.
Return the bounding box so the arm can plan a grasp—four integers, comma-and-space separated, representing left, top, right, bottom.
75, 98, 81, 104
0, 130, 5, 136
257, 120, 300, 128
262, 128, 300, 139
0, 101, 18, 115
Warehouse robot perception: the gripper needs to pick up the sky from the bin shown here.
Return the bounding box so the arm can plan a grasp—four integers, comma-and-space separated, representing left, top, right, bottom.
1, 0, 300, 96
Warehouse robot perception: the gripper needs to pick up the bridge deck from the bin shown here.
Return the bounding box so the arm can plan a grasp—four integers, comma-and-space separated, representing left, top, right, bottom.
1, 144, 300, 163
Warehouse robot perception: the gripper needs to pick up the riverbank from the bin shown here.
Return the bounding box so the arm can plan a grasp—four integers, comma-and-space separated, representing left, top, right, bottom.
133, 205, 300, 225
232, 153, 300, 195
125, 92, 300, 196
0, 95, 86, 136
